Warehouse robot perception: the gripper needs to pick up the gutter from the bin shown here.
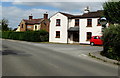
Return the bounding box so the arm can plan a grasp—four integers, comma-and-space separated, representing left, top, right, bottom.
67, 18, 69, 44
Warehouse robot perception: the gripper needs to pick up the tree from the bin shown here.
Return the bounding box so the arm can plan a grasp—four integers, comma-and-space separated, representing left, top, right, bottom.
103, 1, 120, 24
0, 18, 10, 31
101, 24, 120, 61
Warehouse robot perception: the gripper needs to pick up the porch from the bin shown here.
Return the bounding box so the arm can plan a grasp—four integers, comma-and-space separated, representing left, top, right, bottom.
68, 26, 79, 43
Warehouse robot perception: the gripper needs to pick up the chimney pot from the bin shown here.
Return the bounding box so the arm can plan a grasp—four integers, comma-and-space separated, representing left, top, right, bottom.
84, 6, 90, 13
29, 14, 33, 20
44, 13, 48, 19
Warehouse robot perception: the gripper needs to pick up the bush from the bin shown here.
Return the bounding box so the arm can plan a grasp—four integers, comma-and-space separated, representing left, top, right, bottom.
1, 30, 49, 42
101, 24, 120, 61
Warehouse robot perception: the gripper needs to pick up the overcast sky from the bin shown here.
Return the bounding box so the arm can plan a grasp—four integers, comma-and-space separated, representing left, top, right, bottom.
1, 0, 108, 29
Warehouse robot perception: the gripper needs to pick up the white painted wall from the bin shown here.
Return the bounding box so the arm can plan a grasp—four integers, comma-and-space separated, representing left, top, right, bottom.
68, 19, 75, 28
79, 18, 102, 44
16, 26, 20, 32
33, 24, 41, 31
49, 13, 68, 43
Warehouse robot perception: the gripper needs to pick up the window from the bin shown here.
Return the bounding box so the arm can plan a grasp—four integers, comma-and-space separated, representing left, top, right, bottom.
56, 31, 60, 38
56, 19, 60, 26
75, 19, 79, 26
87, 19, 92, 27
35, 25, 37, 30
94, 36, 99, 39
87, 32, 92, 41
21, 24, 23, 28
97, 19, 101, 26
27, 26, 32, 28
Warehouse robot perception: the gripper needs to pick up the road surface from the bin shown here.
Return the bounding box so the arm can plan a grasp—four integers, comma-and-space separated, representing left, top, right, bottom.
1, 39, 118, 76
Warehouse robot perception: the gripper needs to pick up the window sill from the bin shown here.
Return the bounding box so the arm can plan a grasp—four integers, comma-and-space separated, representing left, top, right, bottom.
97, 24, 101, 26
86, 39, 90, 41
56, 37, 60, 38
56, 25, 61, 26
86, 26, 92, 27
75, 25, 79, 26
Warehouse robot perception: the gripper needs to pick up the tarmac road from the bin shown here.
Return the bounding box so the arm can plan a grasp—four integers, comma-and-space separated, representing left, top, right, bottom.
1, 39, 118, 76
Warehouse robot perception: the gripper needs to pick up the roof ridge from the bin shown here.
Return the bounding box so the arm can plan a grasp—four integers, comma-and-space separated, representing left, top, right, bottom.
59, 12, 75, 17
59, 12, 74, 15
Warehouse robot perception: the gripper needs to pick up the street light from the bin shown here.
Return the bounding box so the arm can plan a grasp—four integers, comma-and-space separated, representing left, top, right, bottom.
99, 17, 107, 33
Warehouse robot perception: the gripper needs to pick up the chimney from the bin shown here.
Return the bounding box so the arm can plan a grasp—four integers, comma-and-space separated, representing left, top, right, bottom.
29, 14, 33, 20
84, 6, 90, 13
44, 12, 48, 19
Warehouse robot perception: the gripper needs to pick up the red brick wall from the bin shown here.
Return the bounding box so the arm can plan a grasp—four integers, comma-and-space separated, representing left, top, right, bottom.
40, 19, 50, 32
20, 21, 26, 31
19, 19, 50, 32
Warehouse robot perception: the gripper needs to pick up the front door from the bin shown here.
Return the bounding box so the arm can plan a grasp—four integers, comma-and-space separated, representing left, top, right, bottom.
73, 32, 79, 42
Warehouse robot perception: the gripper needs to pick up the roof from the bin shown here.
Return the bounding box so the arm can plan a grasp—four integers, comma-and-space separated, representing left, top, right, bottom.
23, 18, 44, 25
51, 10, 103, 19
81, 10, 103, 18
71, 10, 103, 18
59, 12, 74, 18
68, 26, 79, 32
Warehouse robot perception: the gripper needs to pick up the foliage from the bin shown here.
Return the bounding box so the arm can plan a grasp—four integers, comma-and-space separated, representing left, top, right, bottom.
101, 24, 120, 61
1, 30, 49, 42
103, 1, 120, 24
0, 18, 10, 31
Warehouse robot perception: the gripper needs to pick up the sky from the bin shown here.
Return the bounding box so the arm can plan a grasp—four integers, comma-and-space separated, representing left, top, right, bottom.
1, 0, 109, 29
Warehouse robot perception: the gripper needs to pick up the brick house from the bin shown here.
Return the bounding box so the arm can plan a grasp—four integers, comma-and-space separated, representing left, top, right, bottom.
18, 13, 50, 32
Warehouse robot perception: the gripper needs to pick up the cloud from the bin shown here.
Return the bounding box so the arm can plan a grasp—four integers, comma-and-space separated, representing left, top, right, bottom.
12, 2, 104, 12
1, 2, 105, 29
2, 0, 109, 2
2, 6, 57, 29
0, 5, 2, 19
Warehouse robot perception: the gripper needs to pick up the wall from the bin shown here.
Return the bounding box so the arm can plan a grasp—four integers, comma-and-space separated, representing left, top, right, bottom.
79, 18, 102, 44
68, 19, 76, 43
40, 19, 50, 32
20, 20, 26, 31
49, 13, 68, 43
68, 19, 75, 28
16, 26, 20, 32
27, 25, 34, 30
33, 24, 40, 31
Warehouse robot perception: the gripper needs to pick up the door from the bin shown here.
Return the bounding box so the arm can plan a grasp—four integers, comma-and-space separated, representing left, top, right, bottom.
73, 32, 79, 42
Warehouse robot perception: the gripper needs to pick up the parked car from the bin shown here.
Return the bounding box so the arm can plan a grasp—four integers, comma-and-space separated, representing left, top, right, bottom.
90, 36, 103, 46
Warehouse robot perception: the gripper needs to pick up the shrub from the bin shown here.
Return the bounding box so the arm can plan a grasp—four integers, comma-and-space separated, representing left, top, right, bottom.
1, 30, 49, 42
101, 24, 120, 61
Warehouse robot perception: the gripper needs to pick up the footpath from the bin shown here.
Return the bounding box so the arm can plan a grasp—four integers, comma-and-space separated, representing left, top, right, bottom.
89, 51, 120, 65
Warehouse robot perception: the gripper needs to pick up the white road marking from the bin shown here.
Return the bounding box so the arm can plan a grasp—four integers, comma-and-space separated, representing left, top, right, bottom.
79, 54, 88, 57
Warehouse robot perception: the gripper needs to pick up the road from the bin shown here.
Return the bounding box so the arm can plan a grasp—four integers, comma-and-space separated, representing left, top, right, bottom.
1, 39, 118, 76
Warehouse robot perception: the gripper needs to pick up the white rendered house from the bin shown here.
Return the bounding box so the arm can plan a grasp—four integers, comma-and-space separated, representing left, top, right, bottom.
49, 8, 107, 44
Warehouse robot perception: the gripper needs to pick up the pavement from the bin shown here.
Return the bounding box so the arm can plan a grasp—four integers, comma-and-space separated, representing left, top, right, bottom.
89, 51, 120, 65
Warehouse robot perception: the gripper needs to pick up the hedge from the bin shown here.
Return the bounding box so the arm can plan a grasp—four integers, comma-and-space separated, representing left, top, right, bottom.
1, 30, 49, 42
101, 24, 120, 61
